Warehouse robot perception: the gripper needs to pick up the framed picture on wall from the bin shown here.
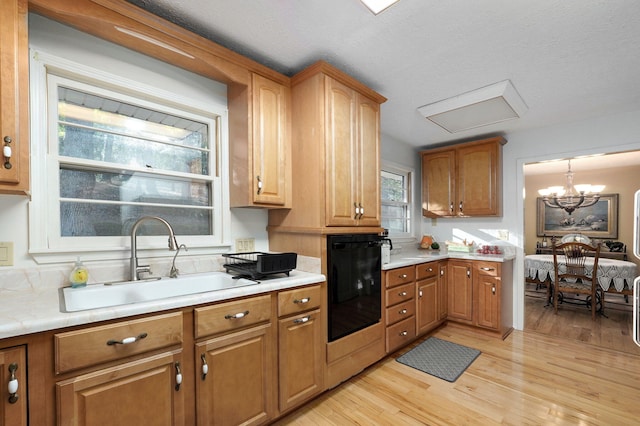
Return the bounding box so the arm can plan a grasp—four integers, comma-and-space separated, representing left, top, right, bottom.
536, 193, 618, 239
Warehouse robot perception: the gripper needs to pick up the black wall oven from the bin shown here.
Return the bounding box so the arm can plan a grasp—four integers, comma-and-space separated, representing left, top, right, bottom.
327, 234, 382, 342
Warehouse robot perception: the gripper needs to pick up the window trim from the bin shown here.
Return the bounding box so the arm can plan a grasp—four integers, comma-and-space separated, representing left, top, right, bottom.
381, 161, 413, 239
29, 48, 231, 264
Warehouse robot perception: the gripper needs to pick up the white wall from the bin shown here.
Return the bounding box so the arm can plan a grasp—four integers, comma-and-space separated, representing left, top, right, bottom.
416, 109, 640, 330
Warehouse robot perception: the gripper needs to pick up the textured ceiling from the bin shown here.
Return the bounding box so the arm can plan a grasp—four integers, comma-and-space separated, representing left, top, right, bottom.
127, 0, 640, 152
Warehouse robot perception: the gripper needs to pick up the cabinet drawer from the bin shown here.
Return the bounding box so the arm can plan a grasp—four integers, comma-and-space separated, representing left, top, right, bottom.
278, 284, 322, 317
55, 312, 183, 374
475, 261, 500, 277
386, 266, 415, 288
385, 282, 414, 306
385, 299, 415, 326
386, 316, 416, 352
195, 294, 272, 339
416, 262, 438, 280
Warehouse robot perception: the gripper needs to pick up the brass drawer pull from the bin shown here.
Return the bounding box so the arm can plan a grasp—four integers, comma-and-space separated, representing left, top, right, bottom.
7, 363, 18, 404
294, 297, 310, 304
481, 267, 495, 272
175, 362, 182, 391
399, 291, 408, 297
399, 274, 408, 279
201, 354, 209, 381
399, 331, 408, 336
225, 310, 249, 319
106, 332, 148, 346
293, 316, 311, 324
399, 309, 408, 315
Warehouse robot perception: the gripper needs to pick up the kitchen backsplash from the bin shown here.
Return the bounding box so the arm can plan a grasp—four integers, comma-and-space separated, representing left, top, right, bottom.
0, 254, 321, 291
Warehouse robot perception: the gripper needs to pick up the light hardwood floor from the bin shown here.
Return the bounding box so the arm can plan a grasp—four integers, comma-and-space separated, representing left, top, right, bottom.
274, 296, 640, 425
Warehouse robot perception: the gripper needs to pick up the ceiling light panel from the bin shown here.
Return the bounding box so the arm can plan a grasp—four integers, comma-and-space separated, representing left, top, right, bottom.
418, 80, 528, 133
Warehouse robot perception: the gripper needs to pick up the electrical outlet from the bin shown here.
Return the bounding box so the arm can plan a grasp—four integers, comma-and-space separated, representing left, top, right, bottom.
235, 238, 255, 253
0, 242, 14, 266
498, 230, 509, 241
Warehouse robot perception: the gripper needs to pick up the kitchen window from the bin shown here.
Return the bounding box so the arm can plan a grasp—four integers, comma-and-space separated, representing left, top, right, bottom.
381, 163, 412, 237
29, 48, 228, 260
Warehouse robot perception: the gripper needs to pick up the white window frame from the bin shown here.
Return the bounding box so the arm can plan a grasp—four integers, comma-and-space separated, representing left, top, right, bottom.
29, 49, 230, 264
381, 161, 413, 239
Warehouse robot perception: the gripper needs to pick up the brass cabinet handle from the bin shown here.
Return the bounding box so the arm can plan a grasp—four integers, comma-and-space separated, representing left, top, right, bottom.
256, 176, 263, 194
353, 202, 359, 219
294, 297, 310, 304
492, 286, 496, 295
175, 362, 182, 391
399, 291, 407, 297
399, 309, 408, 315
481, 267, 496, 272
107, 332, 148, 346
459, 201, 463, 213
293, 316, 311, 324
358, 202, 364, 219
399, 331, 408, 336
3, 136, 12, 170
7, 363, 18, 404
399, 274, 408, 279
225, 310, 249, 319
449, 202, 454, 213
200, 354, 209, 381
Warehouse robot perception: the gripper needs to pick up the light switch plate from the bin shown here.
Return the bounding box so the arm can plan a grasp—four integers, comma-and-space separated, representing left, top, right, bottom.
0, 242, 14, 266
235, 238, 255, 253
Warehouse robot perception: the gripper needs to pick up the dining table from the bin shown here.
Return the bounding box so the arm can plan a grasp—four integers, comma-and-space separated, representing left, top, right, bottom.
524, 254, 638, 293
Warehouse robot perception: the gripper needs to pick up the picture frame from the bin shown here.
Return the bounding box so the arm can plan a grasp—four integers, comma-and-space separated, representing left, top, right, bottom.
536, 193, 618, 239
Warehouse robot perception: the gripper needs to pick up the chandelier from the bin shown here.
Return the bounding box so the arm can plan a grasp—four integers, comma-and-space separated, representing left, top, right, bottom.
537, 160, 605, 215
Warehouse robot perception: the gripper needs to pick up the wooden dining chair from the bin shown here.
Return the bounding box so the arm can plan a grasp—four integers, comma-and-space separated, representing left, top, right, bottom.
552, 241, 602, 320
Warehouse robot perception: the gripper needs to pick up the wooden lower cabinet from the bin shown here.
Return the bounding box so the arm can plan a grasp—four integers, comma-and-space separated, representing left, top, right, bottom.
195, 323, 276, 426
447, 260, 473, 322
56, 350, 184, 426
384, 266, 416, 353
278, 309, 323, 412
416, 262, 439, 335
0, 345, 27, 426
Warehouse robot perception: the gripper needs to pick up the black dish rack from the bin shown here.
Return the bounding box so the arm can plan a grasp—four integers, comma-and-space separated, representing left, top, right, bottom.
222, 252, 297, 280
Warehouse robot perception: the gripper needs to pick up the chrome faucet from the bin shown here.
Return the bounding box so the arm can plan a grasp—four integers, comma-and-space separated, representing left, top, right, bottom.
130, 216, 179, 281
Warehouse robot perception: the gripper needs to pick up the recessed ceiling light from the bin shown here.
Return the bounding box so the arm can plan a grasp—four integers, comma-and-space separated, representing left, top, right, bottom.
417, 80, 528, 133
360, 0, 400, 15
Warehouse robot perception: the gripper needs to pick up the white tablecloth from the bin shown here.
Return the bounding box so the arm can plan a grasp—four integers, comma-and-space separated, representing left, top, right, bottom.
525, 254, 638, 292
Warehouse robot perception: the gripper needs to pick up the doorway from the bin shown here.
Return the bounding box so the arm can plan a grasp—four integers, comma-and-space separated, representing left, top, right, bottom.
523, 152, 640, 355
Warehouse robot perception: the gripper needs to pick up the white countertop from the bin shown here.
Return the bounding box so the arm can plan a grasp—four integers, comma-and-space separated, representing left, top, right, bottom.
383, 249, 515, 270
0, 270, 326, 340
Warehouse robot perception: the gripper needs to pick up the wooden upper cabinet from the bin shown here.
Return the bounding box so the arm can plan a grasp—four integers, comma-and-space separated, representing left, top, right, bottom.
0, 0, 29, 194
229, 72, 291, 208
421, 136, 505, 218
325, 78, 381, 226
268, 61, 386, 234
421, 150, 455, 217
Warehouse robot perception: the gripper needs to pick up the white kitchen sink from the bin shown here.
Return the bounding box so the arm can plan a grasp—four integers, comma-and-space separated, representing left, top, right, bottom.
60, 272, 257, 312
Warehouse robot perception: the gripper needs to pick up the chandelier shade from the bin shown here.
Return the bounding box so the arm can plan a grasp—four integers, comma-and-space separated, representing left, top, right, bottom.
538, 160, 605, 215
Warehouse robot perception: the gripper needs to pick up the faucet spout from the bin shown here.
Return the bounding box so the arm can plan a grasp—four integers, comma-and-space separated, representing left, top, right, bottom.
130, 216, 179, 281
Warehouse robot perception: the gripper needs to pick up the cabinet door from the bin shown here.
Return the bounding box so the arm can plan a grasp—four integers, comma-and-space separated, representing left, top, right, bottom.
251, 73, 289, 206
0, 0, 29, 193
195, 323, 276, 426
0, 345, 27, 426
474, 274, 501, 330
278, 309, 323, 413
57, 351, 184, 426
447, 261, 472, 321
355, 93, 381, 227
421, 150, 455, 217
325, 77, 358, 226
457, 142, 500, 216
416, 276, 438, 335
